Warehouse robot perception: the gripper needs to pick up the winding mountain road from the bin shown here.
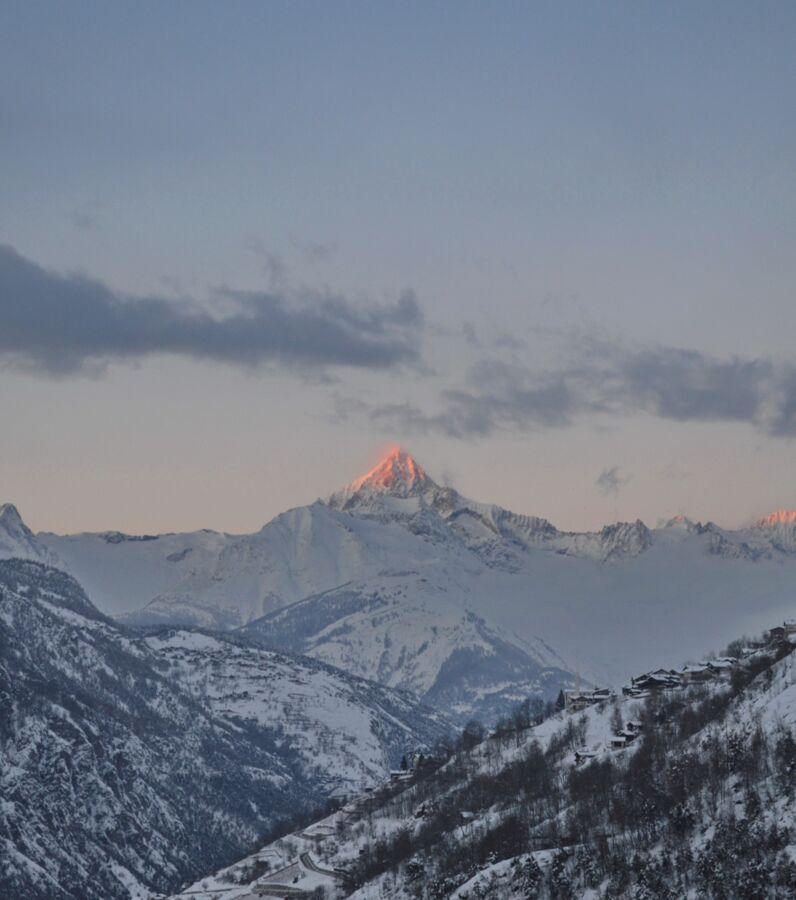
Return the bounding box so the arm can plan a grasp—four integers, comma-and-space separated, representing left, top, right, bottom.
299, 852, 345, 881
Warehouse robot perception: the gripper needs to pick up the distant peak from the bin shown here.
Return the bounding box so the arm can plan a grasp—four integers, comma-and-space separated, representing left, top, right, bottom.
327, 446, 439, 507
0, 503, 24, 528
348, 446, 434, 496
665, 515, 696, 530
754, 509, 796, 527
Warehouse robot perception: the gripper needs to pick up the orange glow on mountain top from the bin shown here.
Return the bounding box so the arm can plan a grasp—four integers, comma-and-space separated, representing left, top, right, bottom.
755, 510, 796, 526
347, 446, 431, 493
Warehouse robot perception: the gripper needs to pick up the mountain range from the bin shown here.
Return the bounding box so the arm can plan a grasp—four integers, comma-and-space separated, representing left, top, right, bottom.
3, 447, 796, 714
3, 449, 796, 898
0, 558, 448, 899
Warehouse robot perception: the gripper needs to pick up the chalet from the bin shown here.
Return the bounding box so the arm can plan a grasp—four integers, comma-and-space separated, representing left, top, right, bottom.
768, 625, 786, 645
625, 721, 643, 736
707, 658, 736, 678
574, 748, 598, 766
623, 685, 648, 698
590, 687, 613, 702
610, 735, 629, 750
628, 671, 682, 693
565, 687, 616, 712
681, 664, 713, 684
389, 769, 414, 783
564, 691, 590, 712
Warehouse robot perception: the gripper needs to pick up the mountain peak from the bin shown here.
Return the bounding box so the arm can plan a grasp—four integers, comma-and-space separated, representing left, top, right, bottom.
0, 502, 61, 567
0, 503, 29, 536
0, 502, 23, 525
348, 446, 434, 497
754, 509, 796, 527
327, 446, 438, 508
664, 514, 697, 530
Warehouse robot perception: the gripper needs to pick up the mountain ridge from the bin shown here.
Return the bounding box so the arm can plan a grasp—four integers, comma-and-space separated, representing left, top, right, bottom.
0, 558, 449, 900
4, 449, 796, 714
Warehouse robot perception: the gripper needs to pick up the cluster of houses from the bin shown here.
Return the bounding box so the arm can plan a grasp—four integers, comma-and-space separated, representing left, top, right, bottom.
622, 657, 738, 698
562, 656, 741, 711
570, 618, 796, 766
574, 720, 645, 765
616, 618, 796, 700
733, 619, 796, 659
562, 686, 614, 712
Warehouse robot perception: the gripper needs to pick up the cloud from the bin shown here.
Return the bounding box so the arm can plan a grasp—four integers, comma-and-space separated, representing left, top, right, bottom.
659, 463, 692, 482
0, 244, 424, 376
245, 237, 288, 287
595, 466, 628, 497
358, 336, 796, 439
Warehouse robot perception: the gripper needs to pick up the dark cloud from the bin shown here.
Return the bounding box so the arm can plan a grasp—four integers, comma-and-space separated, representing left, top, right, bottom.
614, 347, 769, 423
359, 338, 796, 439
595, 466, 627, 497
0, 245, 423, 376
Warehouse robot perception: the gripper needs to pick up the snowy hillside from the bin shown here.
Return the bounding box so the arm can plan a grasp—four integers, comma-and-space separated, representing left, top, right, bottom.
171, 630, 796, 899
143, 629, 450, 794
241, 579, 573, 725
0, 560, 449, 900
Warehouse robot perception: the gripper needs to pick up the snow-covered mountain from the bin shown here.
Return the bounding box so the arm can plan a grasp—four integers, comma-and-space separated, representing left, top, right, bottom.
0, 503, 62, 567
142, 628, 450, 794
240, 579, 572, 725
173, 632, 796, 900
7, 447, 796, 703
0, 559, 448, 900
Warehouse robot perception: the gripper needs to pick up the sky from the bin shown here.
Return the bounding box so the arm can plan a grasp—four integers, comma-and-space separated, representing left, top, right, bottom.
2, 1, 796, 535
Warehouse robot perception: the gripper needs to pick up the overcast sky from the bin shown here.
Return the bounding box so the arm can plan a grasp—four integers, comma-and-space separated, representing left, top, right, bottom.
2, 1, 796, 534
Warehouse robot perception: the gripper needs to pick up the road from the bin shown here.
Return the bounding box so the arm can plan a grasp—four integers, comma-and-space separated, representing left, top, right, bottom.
299, 852, 345, 882
254, 886, 311, 898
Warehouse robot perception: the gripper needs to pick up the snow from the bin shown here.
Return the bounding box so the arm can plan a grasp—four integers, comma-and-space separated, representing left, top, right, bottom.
0, 558, 448, 900
201, 641, 796, 900
12, 452, 793, 703
144, 629, 449, 794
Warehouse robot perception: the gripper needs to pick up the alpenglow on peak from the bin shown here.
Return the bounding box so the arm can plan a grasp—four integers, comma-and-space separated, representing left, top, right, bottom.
330, 446, 437, 504
754, 509, 796, 527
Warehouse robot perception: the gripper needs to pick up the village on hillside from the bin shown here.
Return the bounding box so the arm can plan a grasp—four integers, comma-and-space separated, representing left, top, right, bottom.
161, 618, 796, 899
564, 618, 796, 763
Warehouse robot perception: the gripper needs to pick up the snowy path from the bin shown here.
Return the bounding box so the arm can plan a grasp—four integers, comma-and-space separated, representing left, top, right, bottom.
298, 852, 344, 881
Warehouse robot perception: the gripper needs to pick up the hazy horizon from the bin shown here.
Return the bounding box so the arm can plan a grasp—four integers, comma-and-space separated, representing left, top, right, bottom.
5, 439, 794, 537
